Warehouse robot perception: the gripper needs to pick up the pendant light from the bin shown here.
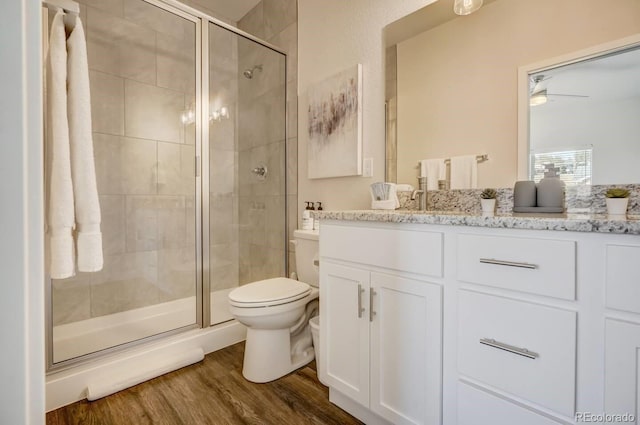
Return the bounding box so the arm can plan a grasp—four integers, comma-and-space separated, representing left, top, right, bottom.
453, 0, 483, 15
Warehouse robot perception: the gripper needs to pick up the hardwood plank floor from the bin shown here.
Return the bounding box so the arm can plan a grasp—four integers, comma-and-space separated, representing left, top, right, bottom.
47, 342, 363, 425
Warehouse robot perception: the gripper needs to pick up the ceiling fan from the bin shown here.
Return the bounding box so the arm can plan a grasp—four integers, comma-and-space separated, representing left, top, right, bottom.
529, 75, 589, 106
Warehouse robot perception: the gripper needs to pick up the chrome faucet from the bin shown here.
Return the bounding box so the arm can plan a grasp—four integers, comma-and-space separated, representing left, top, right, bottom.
411, 177, 428, 210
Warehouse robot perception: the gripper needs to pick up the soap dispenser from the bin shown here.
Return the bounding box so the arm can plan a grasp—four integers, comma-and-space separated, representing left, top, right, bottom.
301, 202, 314, 230
536, 164, 565, 210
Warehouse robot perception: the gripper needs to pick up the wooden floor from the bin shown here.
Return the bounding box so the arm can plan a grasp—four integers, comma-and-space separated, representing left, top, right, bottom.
46, 342, 362, 425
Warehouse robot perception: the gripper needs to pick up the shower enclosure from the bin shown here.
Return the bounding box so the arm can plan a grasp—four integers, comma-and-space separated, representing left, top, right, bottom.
45, 0, 287, 368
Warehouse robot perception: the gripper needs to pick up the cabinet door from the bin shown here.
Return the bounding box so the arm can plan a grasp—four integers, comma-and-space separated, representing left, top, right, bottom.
605, 319, 640, 423
370, 272, 442, 425
320, 262, 370, 407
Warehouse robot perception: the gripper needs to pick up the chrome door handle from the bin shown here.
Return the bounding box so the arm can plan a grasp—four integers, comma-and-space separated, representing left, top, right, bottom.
479, 338, 539, 359
479, 258, 538, 270
357, 284, 365, 318
369, 289, 376, 322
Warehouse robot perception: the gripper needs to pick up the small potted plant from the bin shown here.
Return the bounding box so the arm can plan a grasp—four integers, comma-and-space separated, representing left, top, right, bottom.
480, 188, 497, 214
605, 188, 630, 216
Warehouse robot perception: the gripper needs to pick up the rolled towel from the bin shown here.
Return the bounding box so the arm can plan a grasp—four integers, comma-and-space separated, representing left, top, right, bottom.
47, 10, 75, 279
67, 16, 103, 272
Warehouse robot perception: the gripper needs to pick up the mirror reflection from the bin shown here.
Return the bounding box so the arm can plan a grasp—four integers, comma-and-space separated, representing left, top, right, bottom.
527, 45, 640, 185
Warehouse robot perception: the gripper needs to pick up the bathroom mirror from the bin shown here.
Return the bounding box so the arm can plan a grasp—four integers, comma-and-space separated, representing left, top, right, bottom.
385, 0, 640, 188
518, 39, 640, 185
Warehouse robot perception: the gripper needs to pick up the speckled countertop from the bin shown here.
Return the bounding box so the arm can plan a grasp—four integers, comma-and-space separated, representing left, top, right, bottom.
315, 210, 640, 235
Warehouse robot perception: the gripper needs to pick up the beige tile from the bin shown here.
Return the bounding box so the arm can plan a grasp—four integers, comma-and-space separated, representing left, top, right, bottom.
237, 150, 252, 197
209, 148, 235, 195
238, 243, 252, 285
93, 133, 122, 194
125, 195, 158, 252
287, 194, 298, 236
90, 71, 124, 135
237, 3, 265, 39
262, 141, 285, 196
209, 113, 236, 152
184, 95, 196, 146
125, 80, 185, 143
51, 273, 92, 325
90, 251, 160, 316
158, 142, 195, 196
86, 7, 156, 84
93, 134, 157, 195
209, 23, 238, 65
269, 22, 297, 83
185, 195, 196, 249
265, 195, 286, 249
122, 137, 158, 194
79, 0, 123, 17
287, 95, 297, 140
210, 193, 234, 245
157, 32, 196, 95
210, 243, 239, 291
124, 0, 193, 41
264, 87, 287, 144
99, 195, 125, 255
248, 197, 266, 246
157, 247, 197, 302
286, 137, 297, 195
157, 196, 187, 249
263, 0, 297, 40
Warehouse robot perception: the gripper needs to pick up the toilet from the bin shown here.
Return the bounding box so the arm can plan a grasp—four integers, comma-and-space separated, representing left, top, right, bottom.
228, 229, 319, 383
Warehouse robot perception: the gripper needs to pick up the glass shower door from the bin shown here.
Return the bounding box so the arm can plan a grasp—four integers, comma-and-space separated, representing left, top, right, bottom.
208, 23, 287, 325
48, 0, 200, 364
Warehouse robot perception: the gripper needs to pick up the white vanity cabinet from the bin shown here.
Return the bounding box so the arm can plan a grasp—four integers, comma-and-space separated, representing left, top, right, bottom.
320, 217, 640, 425
320, 222, 444, 425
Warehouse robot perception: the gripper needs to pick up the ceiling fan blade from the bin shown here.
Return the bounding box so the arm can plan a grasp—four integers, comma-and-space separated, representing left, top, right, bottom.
547, 93, 589, 98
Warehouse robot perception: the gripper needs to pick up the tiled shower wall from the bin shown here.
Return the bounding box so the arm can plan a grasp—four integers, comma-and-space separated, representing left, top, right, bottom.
51, 0, 197, 325
237, 0, 298, 278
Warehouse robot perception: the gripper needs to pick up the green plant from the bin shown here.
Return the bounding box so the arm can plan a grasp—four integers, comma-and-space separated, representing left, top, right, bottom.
605, 188, 630, 198
480, 188, 497, 199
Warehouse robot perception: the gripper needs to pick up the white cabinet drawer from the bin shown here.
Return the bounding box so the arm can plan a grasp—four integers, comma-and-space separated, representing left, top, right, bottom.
458, 291, 576, 416
606, 244, 640, 314
321, 223, 443, 277
458, 383, 563, 425
457, 234, 576, 300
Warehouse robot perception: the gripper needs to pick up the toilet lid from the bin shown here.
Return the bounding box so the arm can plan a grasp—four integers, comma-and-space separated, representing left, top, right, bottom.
229, 277, 311, 307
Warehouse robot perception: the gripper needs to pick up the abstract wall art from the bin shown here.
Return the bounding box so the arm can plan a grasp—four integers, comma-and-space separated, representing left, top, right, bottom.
307, 64, 362, 179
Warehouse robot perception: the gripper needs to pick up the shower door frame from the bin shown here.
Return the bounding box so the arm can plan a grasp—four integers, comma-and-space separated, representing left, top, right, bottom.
45, 0, 288, 372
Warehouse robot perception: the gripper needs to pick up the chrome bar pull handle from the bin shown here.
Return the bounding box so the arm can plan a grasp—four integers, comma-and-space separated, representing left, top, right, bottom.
369, 289, 376, 322
479, 258, 538, 270
479, 338, 539, 359
357, 284, 365, 318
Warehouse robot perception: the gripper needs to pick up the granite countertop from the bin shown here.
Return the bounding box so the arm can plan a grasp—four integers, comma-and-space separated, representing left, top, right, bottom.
315, 210, 640, 235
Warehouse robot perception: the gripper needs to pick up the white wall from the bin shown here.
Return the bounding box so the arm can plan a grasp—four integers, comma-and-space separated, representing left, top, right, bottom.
0, 0, 45, 423
297, 0, 436, 212
396, 0, 640, 188
531, 97, 640, 184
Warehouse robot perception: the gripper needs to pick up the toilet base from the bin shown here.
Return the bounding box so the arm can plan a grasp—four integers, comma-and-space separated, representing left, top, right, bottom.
242, 327, 315, 383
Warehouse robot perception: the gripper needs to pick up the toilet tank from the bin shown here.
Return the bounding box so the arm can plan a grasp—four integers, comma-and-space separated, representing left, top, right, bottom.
293, 229, 319, 287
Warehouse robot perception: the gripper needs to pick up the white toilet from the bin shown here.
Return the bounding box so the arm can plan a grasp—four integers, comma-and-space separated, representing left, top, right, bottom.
228, 229, 319, 383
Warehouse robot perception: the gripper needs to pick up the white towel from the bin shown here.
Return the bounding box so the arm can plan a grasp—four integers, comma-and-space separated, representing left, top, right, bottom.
450, 155, 478, 189
47, 10, 76, 279
67, 16, 103, 272
419, 159, 446, 190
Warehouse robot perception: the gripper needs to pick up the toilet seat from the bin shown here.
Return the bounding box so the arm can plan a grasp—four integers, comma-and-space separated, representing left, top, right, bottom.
229, 277, 311, 308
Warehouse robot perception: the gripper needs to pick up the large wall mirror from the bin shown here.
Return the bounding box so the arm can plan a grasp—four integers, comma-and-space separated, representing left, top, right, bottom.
385, 0, 640, 188
518, 39, 640, 185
